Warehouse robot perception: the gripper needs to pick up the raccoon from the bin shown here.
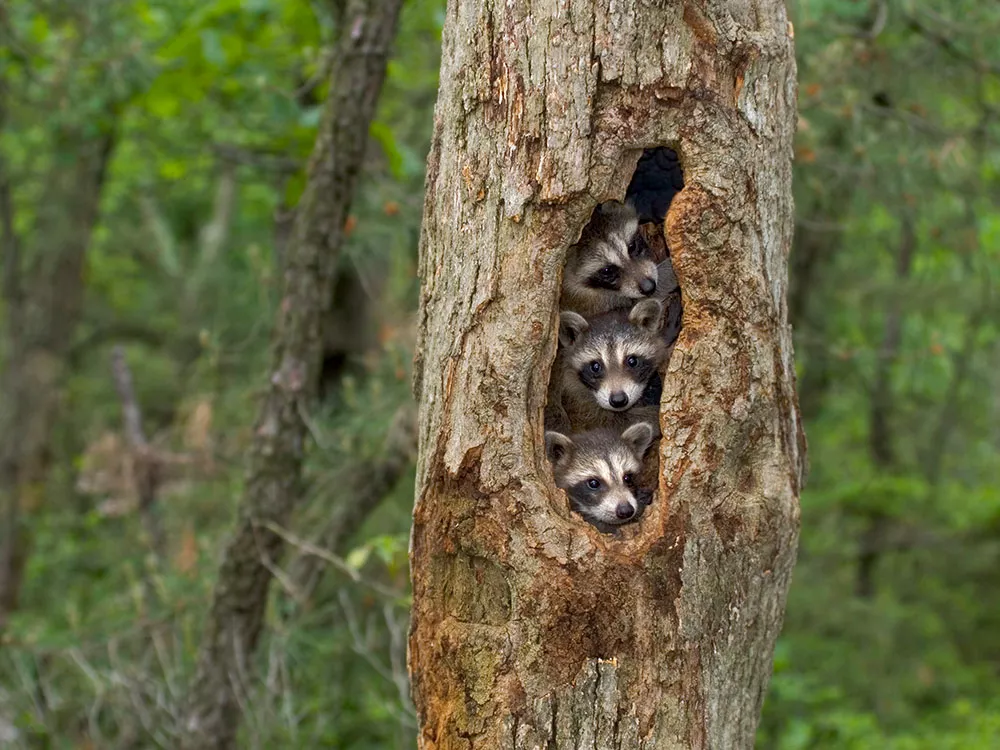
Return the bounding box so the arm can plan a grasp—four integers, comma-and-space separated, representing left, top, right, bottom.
556, 298, 668, 432
545, 422, 656, 532
561, 201, 660, 316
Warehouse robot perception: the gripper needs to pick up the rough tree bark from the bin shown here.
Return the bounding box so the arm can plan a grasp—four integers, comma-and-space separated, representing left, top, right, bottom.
408, 0, 806, 747
179, 0, 403, 747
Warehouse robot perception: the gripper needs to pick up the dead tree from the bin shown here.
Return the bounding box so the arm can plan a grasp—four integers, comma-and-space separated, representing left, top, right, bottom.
179, 0, 404, 747
408, 0, 806, 747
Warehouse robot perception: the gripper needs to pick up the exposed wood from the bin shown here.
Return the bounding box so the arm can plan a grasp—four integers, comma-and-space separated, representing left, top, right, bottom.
408, 0, 805, 747
178, 0, 404, 746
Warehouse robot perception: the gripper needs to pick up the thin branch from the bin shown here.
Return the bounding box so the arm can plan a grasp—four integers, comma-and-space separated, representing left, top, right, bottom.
195, 162, 238, 268
289, 404, 417, 602
110, 346, 166, 559
212, 143, 302, 175
858, 0, 888, 40
905, 10, 1000, 76
261, 521, 404, 601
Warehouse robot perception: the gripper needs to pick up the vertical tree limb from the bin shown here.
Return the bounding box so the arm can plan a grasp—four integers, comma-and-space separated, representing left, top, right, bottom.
857, 213, 916, 598
0, 124, 117, 630
179, 1, 403, 746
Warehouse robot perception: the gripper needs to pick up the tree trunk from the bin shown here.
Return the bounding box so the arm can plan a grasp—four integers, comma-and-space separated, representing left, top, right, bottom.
408, 1, 805, 747
178, 0, 403, 747
0, 126, 116, 630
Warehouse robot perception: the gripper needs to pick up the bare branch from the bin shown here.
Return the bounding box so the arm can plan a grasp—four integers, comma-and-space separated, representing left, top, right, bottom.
263, 521, 404, 601
289, 404, 417, 601
212, 143, 302, 175
859, 0, 888, 40
110, 346, 166, 559
906, 9, 1000, 76
195, 162, 238, 270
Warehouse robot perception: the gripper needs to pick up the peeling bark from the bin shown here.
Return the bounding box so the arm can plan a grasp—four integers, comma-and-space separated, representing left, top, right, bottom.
408, 1, 805, 747
178, 0, 403, 747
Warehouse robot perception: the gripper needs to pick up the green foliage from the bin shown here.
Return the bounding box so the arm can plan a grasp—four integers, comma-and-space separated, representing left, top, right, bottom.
1, 0, 438, 745
761, 1, 1000, 746
1, 0, 998, 746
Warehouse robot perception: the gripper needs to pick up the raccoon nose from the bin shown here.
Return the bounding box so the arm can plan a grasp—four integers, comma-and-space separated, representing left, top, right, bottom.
615, 502, 635, 520
639, 277, 657, 295
609, 391, 629, 409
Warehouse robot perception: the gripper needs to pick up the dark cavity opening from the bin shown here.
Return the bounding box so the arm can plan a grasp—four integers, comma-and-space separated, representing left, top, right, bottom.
543, 147, 685, 535
625, 147, 684, 225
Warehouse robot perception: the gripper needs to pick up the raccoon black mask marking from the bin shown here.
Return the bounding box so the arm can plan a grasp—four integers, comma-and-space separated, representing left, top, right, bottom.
561, 201, 659, 316
545, 422, 656, 530
558, 298, 668, 419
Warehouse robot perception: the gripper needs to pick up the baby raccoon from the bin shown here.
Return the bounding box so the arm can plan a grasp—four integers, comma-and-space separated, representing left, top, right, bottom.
557, 298, 668, 431
561, 201, 660, 316
545, 422, 656, 532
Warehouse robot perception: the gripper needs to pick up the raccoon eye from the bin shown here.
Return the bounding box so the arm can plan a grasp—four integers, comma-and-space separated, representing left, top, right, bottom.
587, 478, 601, 490
623, 473, 635, 486
625, 355, 638, 368
587, 264, 621, 290
589, 360, 603, 374
628, 240, 648, 258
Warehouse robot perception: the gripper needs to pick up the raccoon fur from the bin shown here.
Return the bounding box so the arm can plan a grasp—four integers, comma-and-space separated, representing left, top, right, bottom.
556, 298, 668, 433
545, 422, 656, 532
561, 201, 660, 316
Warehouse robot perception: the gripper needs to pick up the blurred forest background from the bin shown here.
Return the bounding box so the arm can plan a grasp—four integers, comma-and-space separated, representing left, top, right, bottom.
0, 0, 997, 747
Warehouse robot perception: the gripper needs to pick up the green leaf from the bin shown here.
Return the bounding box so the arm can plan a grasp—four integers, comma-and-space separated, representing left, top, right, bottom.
200, 29, 226, 66
370, 121, 403, 179
345, 544, 372, 572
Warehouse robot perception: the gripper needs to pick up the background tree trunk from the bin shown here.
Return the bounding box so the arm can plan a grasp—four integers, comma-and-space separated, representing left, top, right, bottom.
408, 0, 806, 747
0, 124, 116, 630
178, 0, 403, 747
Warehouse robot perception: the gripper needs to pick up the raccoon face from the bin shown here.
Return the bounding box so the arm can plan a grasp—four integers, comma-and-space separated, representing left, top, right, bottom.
559, 299, 667, 413
561, 202, 658, 313
545, 423, 656, 528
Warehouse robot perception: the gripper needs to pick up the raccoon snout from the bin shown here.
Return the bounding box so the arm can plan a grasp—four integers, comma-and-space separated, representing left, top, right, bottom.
639, 276, 657, 295
609, 391, 629, 409
615, 502, 635, 520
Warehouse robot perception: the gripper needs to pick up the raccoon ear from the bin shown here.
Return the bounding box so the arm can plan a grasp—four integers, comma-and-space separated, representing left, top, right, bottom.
621, 422, 655, 457
544, 431, 575, 467
558, 312, 589, 348
629, 299, 664, 332
599, 200, 639, 243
